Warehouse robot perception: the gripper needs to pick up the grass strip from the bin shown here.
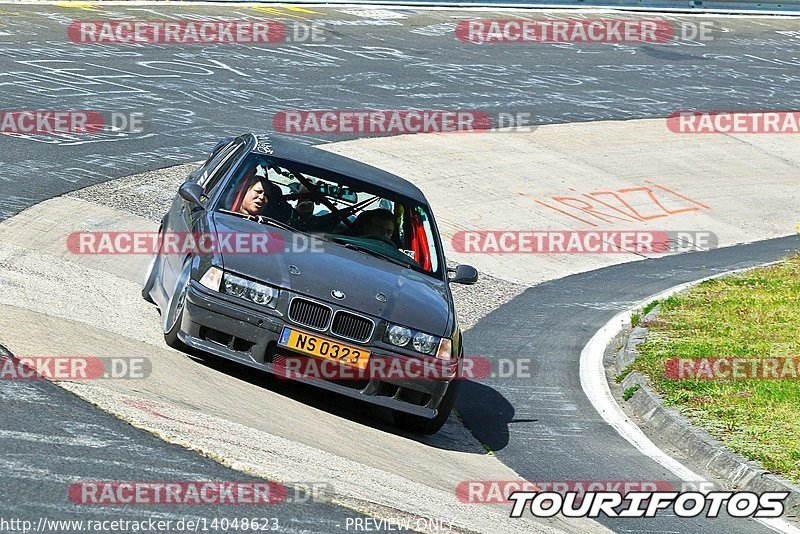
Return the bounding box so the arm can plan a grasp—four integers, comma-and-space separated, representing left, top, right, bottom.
630, 255, 800, 483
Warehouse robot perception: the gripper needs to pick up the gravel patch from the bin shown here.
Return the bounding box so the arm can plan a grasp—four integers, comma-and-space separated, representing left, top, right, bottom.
450, 271, 526, 331
68, 163, 199, 223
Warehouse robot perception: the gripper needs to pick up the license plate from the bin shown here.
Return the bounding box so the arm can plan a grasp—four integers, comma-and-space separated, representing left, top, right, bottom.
278, 328, 370, 370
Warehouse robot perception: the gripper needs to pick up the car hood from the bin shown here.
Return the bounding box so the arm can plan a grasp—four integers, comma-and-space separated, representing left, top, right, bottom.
212, 214, 452, 337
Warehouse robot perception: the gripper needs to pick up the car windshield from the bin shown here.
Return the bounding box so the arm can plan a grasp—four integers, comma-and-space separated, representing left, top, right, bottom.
215, 152, 442, 277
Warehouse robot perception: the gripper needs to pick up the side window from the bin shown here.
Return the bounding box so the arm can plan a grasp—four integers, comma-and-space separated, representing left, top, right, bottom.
202, 141, 247, 200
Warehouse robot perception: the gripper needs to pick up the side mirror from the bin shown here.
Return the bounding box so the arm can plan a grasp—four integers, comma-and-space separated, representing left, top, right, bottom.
448, 264, 479, 285
178, 181, 206, 208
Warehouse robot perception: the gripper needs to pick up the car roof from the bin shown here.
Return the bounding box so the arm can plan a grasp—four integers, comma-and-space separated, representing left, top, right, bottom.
245, 133, 429, 204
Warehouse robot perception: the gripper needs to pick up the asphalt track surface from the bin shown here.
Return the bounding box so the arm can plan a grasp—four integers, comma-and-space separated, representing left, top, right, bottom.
1, 4, 799, 533
2, 5, 800, 221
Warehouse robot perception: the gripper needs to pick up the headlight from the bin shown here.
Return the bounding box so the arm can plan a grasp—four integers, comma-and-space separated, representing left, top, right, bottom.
413, 332, 437, 354
386, 325, 412, 347
223, 273, 279, 308
384, 323, 447, 358
224, 274, 247, 297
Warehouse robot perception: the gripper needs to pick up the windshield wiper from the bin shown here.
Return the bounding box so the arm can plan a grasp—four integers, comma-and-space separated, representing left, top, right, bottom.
329, 236, 414, 269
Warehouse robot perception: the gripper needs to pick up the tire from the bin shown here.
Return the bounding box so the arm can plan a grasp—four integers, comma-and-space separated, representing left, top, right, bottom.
393, 380, 460, 435
163, 260, 191, 350
141, 253, 159, 304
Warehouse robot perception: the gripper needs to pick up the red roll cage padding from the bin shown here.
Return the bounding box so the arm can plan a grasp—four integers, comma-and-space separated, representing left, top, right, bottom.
409, 209, 431, 271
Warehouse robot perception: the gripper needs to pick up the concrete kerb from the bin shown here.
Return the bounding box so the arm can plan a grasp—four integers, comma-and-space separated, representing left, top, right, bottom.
613, 273, 800, 522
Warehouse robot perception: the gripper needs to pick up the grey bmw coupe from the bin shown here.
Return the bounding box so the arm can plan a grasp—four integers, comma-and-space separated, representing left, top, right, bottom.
143, 133, 478, 434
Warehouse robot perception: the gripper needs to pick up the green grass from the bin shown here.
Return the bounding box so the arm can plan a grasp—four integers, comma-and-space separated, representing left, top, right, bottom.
623, 385, 640, 401
629, 256, 800, 483
642, 299, 660, 317
631, 299, 660, 327
615, 368, 633, 383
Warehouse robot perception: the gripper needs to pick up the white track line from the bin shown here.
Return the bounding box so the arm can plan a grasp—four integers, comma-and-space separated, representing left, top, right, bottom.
579, 262, 800, 534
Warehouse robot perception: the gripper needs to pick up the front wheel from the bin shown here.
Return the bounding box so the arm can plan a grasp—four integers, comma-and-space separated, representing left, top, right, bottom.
163, 260, 191, 350
393, 380, 460, 435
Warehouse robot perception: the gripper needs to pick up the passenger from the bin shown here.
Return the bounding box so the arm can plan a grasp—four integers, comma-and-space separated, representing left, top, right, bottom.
295, 184, 315, 216
292, 184, 318, 231
352, 209, 396, 242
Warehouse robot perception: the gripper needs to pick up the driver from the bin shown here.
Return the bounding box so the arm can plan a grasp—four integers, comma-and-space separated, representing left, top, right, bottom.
237, 174, 297, 224
352, 209, 396, 242
239, 176, 268, 216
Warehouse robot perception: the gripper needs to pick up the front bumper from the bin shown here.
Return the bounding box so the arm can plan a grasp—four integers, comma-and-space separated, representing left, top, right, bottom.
181, 282, 454, 419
